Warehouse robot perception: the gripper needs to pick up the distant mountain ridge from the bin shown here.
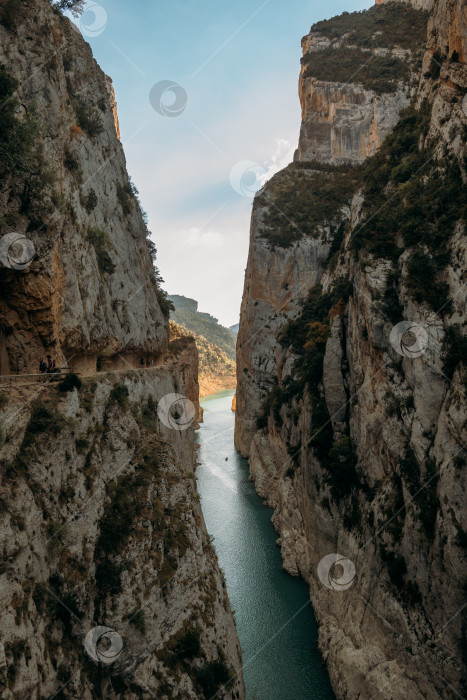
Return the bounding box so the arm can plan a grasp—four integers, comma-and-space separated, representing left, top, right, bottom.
168, 294, 236, 361
168, 295, 237, 396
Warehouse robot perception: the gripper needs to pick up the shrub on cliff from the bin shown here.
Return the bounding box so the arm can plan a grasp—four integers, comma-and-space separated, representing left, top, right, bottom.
23, 402, 64, 446
442, 326, 467, 380
302, 47, 411, 94
0, 66, 44, 181
51, 1, 86, 15
116, 182, 134, 215
195, 659, 233, 699
351, 101, 465, 320
7, 401, 65, 477
256, 163, 361, 249
109, 383, 129, 408
309, 3, 428, 51
75, 98, 103, 138
326, 437, 359, 498
58, 372, 82, 393
0, 0, 22, 29
152, 268, 174, 318
87, 226, 116, 274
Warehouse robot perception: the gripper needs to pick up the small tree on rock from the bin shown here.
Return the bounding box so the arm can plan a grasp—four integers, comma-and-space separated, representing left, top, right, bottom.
51, 1, 86, 17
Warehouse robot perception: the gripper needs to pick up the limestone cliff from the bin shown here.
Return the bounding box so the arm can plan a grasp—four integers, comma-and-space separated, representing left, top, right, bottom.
236, 1, 466, 698
170, 321, 236, 398
0, 0, 168, 376
0, 1, 245, 698
0, 349, 244, 699
296, 3, 429, 164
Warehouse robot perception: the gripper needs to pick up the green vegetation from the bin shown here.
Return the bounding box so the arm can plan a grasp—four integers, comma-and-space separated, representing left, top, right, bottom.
380, 547, 407, 590
309, 3, 428, 50
22, 402, 63, 446
0, 65, 45, 183
87, 226, 115, 274
0, 0, 23, 30
399, 450, 439, 540
153, 271, 174, 319
255, 162, 361, 249
157, 627, 202, 667
116, 182, 134, 215
122, 177, 172, 319
64, 148, 82, 177
109, 382, 129, 408
302, 47, 411, 94
170, 321, 236, 382
74, 98, 103, 138
442, 325, 467, 380
83, 188, 97, 213
399, 448, 420, 496
327, 437, 359, 499
58, 372, 82, 393
169, 295, 236, 361
94, 439, 189, 603
172, 628, 201, 660
258, 282, 358, 500
195, 659, 234, 699
405, 253, 451, 312
350, 100, 465, 313
302, 4, 428, 94
7, 402, 64, 477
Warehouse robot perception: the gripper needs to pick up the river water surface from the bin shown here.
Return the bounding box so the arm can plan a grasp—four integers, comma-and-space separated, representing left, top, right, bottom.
195, 389, 335, 700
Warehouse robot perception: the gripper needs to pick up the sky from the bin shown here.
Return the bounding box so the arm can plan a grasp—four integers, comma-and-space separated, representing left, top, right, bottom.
69, 0, 372, 327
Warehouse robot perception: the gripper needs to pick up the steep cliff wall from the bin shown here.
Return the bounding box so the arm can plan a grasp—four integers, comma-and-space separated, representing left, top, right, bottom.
296, 3, 429, 164
236, 0, 466, 698
0, 0, 168, 376
0, 345, 244, 699
0, 1, 245, 698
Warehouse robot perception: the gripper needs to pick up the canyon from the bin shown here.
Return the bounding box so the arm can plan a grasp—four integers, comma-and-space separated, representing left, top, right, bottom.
235, 0, 466, 698
0, 0, 465, 698
0, 1, 244, 698
168, 296, 237, 398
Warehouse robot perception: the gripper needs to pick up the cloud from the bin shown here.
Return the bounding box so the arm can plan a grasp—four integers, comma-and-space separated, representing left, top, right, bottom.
184, 227, 224, 248
259, 138, 296, 185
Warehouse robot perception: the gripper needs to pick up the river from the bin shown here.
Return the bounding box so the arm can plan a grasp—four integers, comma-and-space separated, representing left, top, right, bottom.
195, 389, 335, 700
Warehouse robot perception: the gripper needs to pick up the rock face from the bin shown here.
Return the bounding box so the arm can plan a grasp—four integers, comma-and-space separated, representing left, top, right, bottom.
0, 2, 245, 698
0, 345, 244, 699
0, 1, 168, 376
236, 0, 466, 698
296, 3, 429, 164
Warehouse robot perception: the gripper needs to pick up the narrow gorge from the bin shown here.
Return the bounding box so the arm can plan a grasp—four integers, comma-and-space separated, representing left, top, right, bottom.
0, 1, 244, 698
236, 0, 466, 698
0, 0, 465, 698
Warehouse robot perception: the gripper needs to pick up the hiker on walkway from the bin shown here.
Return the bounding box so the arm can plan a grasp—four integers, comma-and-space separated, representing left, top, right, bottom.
46, 355, 56, 373
39, 358, 47, 373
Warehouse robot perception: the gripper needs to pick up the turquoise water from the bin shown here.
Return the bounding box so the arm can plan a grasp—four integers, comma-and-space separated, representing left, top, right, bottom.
195, 389, 335, 700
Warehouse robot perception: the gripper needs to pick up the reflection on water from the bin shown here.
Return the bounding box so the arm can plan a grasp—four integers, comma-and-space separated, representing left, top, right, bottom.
195, 389, 335, 700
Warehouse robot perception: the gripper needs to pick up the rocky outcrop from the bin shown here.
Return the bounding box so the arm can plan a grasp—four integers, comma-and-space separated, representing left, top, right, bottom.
0, 343, 244, 699
169, 321, 236, 398
235, 213, 331, 456
236, 0, 466, 698
0, 2, 245, 698
296, 3, 429, 164
0, 1, 167, 376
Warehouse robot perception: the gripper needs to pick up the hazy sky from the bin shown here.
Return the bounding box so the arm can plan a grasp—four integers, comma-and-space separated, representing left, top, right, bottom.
70, 0, 372, 327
